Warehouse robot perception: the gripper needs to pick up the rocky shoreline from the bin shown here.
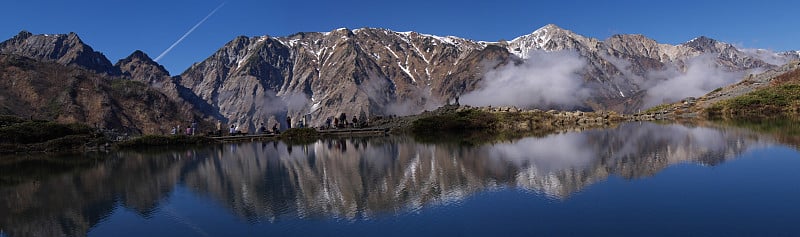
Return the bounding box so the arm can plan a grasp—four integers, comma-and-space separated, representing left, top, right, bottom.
371, 104, 684, 134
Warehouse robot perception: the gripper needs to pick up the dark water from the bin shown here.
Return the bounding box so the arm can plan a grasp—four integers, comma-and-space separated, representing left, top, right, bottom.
1, 122, 799, 237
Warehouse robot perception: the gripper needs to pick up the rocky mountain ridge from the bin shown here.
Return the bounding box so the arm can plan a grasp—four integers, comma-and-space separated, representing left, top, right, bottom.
115, 50, 219, 121
2, 25, 798, 132
178, 24, 797, 130
0, 54, 197, 134
0, 31, 119, 75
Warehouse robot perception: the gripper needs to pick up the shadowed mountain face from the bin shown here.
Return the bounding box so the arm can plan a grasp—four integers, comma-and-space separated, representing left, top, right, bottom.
0, 32, 212, 133
0, 54, 195, 134
0, 31, 119, 75
116, 50, 170, 85
115, 50, 220, 121
0, 122, 789, 236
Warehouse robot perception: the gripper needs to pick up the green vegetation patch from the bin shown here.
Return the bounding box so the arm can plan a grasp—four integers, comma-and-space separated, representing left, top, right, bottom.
0, 115, 25, 127
644, 103, 673, 114
411, 109, 498, 134
494, 110, 553, 122
707, 83, 800, 120
0, 116, 106, 154
0, 120, 93, 144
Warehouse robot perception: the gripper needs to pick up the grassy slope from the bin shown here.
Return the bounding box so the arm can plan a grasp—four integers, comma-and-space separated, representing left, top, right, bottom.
0, 115, 106, 154
408, 107, 614, 145
706, 68, 800, 120
411, 109, 498, 134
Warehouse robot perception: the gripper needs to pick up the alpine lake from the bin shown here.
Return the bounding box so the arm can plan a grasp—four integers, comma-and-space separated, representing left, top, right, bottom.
1, 120, 799, 237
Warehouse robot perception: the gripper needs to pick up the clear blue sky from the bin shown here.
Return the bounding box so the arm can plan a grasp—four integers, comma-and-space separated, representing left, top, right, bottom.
2, 0, 798, 75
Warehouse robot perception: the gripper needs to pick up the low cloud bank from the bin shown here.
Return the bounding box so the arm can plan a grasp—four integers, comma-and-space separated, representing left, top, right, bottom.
461, 50, 590, 109
642, 54, 744, 108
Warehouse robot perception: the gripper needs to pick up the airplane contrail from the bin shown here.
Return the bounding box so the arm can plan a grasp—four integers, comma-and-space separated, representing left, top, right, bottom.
154, 2, 226, 62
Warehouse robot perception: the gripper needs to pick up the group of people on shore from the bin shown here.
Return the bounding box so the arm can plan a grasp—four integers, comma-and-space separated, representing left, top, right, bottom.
255, 122, 280, 135
278, 113, 368, 131
322, 113, 366, 130
170, 112, 371, 137
170, 122, 198, 136
219, 121, 280, 136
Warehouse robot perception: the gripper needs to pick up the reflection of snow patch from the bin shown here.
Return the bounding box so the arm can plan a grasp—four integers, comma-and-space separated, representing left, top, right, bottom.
516, 168, 564, 198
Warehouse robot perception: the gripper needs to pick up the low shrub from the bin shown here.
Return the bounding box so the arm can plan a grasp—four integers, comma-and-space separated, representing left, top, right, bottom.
0, 120, 93, 144
643, 103, 672, 114
411, 109, 497, 134
708, 83, 800, 120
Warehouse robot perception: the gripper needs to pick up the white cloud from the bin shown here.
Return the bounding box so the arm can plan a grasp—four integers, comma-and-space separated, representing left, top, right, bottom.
460, 50, 590, 109
643, 54, 744, 107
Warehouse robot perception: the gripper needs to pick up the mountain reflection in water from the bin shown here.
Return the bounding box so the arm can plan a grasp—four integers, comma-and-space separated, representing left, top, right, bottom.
0, 122, 787, 236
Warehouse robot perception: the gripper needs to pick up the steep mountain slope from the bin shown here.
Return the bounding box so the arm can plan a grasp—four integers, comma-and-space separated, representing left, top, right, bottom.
116, 50, 171, 85
179, 25, 796, 129
0, 31, 119, 75
115, 50, 218, 120
178, 28, 513, 131
0, 53, 195, 134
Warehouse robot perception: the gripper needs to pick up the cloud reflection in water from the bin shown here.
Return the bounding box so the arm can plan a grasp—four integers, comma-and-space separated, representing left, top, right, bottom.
0, 122, 782, 237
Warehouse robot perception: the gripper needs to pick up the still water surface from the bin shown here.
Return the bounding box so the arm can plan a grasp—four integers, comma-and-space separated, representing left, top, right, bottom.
1, 122, 799, 236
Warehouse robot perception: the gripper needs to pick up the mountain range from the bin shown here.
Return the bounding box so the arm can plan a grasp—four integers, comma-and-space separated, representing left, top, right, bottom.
1, 24, 798, 132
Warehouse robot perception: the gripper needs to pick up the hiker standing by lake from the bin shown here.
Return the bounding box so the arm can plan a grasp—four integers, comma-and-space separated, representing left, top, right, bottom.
325, 117, 332, 129
286, 116, 292, 129
334, 117, 339, 129
339, 113, 347, 128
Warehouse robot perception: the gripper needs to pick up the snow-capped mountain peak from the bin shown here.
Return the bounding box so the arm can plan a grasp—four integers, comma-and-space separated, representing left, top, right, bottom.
507, 24, 595, 58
